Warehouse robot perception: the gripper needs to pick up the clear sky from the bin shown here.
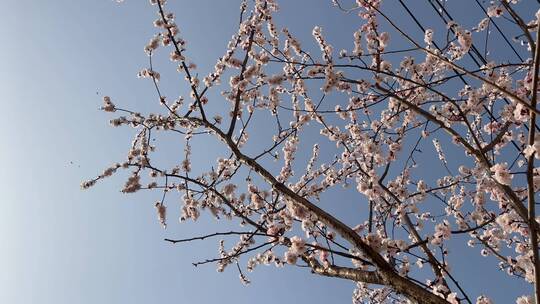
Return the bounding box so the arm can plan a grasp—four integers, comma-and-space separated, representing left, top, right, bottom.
0, 1, 536, 303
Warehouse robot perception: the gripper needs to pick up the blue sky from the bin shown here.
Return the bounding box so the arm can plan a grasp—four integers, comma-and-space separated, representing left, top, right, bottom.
0, 0, 537, 303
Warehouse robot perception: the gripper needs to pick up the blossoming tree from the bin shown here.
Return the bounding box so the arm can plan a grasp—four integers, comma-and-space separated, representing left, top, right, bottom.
84, 0, 540, 303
